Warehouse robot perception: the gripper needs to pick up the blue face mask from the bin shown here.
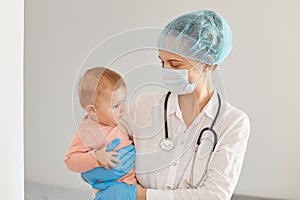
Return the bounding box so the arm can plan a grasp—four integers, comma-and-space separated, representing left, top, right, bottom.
161, 67, 202, 95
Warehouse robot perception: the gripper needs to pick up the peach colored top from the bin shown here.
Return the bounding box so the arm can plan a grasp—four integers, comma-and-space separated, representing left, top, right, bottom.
65, 116, 136, 193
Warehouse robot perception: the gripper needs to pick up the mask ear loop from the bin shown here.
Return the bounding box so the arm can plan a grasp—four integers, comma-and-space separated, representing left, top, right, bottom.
187, 62, 205, 84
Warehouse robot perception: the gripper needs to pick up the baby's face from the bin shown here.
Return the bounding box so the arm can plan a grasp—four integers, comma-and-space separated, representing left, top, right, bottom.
94, 86, 127, 126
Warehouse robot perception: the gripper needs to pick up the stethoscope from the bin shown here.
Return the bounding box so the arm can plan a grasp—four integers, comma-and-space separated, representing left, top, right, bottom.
159, 91, 221, 188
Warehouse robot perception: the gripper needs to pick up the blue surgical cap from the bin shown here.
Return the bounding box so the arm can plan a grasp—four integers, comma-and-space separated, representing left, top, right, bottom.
157, 10, 232, 65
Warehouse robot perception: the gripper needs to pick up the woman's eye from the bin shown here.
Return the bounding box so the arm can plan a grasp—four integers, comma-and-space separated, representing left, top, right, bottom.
169, 62, 180, 68
171, 64, 179, 68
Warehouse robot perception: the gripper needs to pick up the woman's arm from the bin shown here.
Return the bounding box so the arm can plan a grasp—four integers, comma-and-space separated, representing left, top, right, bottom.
137, 185, 147, 200
146, 114, 250, 200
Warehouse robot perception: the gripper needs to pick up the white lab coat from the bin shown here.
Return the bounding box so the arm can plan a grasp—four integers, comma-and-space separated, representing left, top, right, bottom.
121, 91, 250, 200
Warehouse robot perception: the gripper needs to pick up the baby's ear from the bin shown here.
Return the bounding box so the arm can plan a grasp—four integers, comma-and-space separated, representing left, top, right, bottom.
85, 105, 96, 114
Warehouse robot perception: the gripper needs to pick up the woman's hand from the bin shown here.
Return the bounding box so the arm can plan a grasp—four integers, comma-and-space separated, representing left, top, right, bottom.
81, 143, 136, 184
93, 182, 137, 200
136, 184, 146, 200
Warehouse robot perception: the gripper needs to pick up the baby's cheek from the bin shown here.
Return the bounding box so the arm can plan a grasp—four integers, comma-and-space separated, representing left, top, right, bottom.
112, 109, 120, 117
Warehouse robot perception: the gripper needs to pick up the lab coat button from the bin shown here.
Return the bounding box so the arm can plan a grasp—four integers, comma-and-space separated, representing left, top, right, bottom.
173, 162, 177, 166
166, 186, 171, 190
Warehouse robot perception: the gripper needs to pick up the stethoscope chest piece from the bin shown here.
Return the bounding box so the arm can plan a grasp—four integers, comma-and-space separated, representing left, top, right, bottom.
159, 138, 175, 152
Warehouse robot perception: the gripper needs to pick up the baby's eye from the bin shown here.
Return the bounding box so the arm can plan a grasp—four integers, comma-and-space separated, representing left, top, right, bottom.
113, 104, 119, 108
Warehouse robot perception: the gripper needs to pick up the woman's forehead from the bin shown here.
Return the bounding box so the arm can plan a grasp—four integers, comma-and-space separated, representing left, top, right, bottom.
158, 49, 199, 65
159, 50, 186, 60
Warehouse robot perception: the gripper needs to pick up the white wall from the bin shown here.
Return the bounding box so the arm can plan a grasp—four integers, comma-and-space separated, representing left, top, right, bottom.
25, 0, 300, 199
0, 0, 24, 199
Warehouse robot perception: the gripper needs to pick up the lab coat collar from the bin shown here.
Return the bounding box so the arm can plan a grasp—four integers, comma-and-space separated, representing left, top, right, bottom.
203, 90, 220, 120
166, 90, 220, 121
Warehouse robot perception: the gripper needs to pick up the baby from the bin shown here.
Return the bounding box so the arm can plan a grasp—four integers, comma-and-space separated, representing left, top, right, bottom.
65, 67, 136, 199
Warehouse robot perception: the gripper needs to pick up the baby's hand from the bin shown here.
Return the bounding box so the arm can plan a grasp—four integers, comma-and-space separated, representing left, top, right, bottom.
94, 145, 120, 170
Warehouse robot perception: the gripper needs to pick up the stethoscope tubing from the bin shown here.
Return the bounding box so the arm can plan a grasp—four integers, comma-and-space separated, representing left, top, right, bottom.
164, 91, 221, 150
163, 91, 222, 187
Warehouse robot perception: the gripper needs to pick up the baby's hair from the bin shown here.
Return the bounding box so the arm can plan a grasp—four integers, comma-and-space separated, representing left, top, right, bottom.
77, 67, 126, 110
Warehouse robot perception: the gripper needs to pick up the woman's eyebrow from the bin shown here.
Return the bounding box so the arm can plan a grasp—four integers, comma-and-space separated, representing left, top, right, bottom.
158, 56, 182, 62
169, 59, 182, 62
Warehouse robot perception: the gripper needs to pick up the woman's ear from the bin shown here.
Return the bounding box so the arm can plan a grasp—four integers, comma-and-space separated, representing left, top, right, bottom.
204, 64, 218, 72
85, 105, 96, 114
212, 64, 218, 70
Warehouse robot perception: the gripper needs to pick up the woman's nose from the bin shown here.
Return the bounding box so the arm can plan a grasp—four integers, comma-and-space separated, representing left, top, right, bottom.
162, 62, 172, 69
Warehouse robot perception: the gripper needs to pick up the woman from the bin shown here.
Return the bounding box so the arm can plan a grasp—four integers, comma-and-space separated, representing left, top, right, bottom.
132, 10, 250, 200
89, 10, 250, 200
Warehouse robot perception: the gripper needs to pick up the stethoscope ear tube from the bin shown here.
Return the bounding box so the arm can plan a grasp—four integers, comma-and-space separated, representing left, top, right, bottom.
196, 93, 221, 151
197, 127, 218, 151
164, 91, 172, 139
